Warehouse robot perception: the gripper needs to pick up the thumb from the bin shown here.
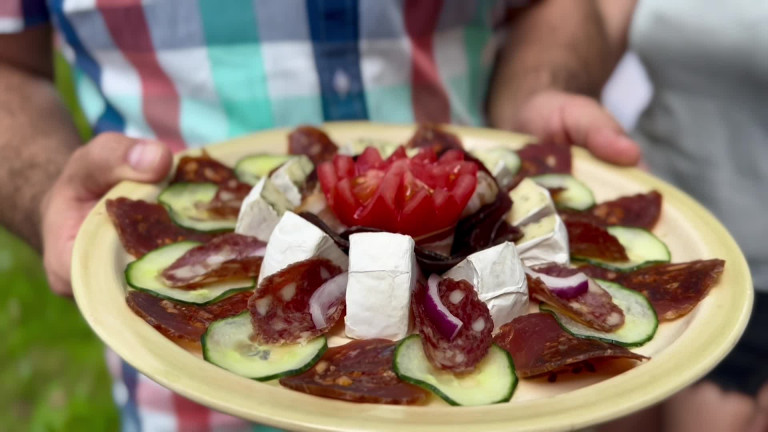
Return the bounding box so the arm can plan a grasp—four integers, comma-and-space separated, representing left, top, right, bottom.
61, 132, 173, 200
560, 96, 643, 166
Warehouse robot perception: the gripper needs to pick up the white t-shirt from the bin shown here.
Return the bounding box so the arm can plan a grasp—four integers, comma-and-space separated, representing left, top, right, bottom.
629, 0, 768, 291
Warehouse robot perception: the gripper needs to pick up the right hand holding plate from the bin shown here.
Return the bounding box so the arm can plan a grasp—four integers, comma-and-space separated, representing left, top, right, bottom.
40, 132, 173, 296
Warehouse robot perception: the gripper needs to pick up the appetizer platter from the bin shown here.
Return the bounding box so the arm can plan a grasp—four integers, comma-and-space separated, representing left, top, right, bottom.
72, 123, 752, 432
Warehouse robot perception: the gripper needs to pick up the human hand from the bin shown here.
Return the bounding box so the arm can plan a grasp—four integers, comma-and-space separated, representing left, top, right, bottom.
40, 133, 173, 296
507, 89, 642, 166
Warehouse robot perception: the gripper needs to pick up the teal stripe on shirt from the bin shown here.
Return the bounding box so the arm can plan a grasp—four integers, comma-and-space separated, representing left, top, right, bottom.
75, 69, 106, 127
198, 0, 274, 137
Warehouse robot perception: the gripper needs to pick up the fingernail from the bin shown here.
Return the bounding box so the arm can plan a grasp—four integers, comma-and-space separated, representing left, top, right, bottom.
127, 140, 163, 172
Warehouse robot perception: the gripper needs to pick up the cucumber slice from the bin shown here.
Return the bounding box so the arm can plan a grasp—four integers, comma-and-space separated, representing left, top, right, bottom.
393, 335, 517, 406
341, 138, 401, 157
125, 242, 254, 305
203, 313, 327, 381
532, 174, 596, 211
234, 154, 294, 185
541, 280, 658, 347
471, 148, 521, 190
575, 226, 671, 271
158, 182, 236, 232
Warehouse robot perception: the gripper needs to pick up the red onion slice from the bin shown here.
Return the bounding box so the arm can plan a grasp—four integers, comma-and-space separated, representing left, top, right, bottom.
524, 268, 589, 299
424, 274, 463, 341
309, 272, 348, 330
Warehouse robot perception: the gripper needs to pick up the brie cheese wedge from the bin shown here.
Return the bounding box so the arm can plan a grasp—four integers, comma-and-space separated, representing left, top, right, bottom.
257, 211, 348, 284
442, 241, 529, 330
516, 213, 570, 267
507, 178, 556, 227
269, 155, 313, 207
235, 177, 293, 242
345, 232, 417, 340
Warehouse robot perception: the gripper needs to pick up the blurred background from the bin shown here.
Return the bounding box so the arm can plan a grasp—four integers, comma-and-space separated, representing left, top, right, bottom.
0, 53, 649, 431
0, 227, 118, 430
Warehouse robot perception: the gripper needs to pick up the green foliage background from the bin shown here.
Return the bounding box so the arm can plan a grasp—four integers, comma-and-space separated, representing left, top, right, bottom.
0, 228, 118, 431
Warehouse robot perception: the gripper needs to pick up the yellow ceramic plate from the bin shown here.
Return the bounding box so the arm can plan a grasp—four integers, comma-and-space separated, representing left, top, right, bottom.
72, 123, 752, 432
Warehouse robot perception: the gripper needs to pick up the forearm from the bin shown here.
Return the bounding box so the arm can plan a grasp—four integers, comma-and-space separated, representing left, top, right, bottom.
488, 0, 614, 130
597, 0, 638, 65
0, 63, 81, 250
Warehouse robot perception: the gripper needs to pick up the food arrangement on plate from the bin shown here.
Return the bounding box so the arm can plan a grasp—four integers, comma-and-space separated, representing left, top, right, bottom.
106, 124, 725, 407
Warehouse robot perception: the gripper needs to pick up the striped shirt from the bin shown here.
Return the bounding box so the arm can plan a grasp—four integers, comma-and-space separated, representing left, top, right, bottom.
1, 0, 521, 151
3, 1, 526, 431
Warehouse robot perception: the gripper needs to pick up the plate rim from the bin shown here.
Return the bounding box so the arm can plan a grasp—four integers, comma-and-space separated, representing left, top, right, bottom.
72, 122, 753, 432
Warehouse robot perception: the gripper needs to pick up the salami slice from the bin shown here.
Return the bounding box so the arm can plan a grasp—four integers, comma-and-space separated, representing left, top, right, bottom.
106, 198, 215, 258
412, 278, 493, 373
615, 259, 725, 321
591, 191, 662, 230
557, 207, 605, 226
206, 180, 252, 219
172, 151, 238, 185
279, 339, 428, 405
494, 313, 647, 378
406, 124, 464, 153
161, 233, 266, 287
527, 274, 625, 332
171, 150, 251, 219
510, 141, 572, 188
564, 217, 629, 262
533, 263, 622, 283
288, 126, 338, 165
532, 260, 725, 321
249, 258, 343, 345
170, 151, 252, 218
126, 290, 250, 342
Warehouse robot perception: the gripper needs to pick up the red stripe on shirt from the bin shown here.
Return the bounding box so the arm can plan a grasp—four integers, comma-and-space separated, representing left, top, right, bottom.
171, 393, 212, 432
0, 1, 21, 18
404, 0, 450, 124
98, 0, 185, 152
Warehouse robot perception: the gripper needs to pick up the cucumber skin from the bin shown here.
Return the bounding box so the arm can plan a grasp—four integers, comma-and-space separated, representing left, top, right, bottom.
532, 174, 596, 211
540, 307, 657, 348
164, 205, 237, 234
125, 281, 254, 306
158, 182, 237, 234
572, 226, 671, 272
234, 154, 294, 185
392, 335, 518, 406
539, 280, 659, 348
201, 313, 328, 382
123, 242, 255, 306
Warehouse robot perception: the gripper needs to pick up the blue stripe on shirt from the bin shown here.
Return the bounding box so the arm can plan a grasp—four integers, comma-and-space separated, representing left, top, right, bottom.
306, 0, 368, 121
120, 361, 142, 432
49, 0, 126, 135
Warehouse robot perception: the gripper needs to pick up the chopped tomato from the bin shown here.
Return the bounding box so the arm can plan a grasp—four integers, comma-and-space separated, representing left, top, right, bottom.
317, 146, 479, 237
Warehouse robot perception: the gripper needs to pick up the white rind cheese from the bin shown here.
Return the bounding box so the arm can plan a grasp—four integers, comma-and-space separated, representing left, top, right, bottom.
269, 155, 313, 207
235, 177, 293, 242
257, 211, 348, 284
516, 213, 570, 267
443, 242, 529, 330
345, 232, 417, 340
508, 178, 556, 227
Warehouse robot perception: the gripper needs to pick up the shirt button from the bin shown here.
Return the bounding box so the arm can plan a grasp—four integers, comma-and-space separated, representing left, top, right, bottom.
333, 69, 350, 98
